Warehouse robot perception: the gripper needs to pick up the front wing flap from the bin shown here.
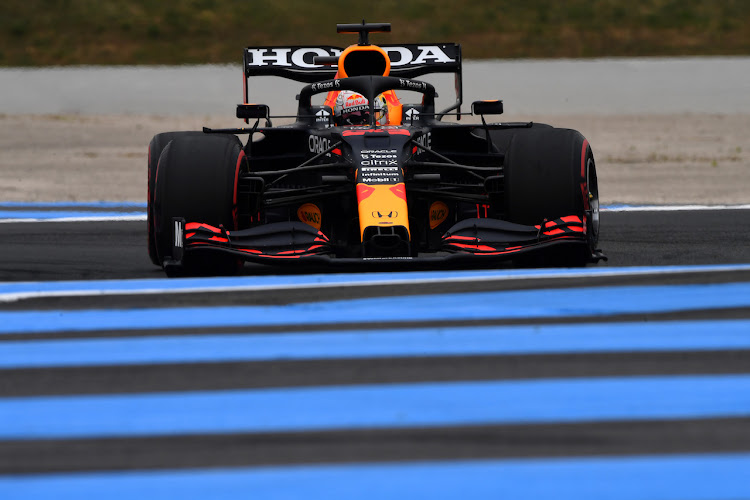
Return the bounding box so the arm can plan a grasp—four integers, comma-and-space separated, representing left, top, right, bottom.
179, 220, 333, 260
166, 216, 600, 268
442, 216, 587, 256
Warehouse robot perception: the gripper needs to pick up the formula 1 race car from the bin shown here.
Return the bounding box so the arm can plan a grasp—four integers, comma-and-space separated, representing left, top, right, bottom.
147, 21, 603, 276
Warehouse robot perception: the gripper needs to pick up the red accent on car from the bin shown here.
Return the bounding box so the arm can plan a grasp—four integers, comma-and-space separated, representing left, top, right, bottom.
343, 128, 410, 136
185, 222, 222, 232
561, 215, 582, 223
233, 150, 245, 228
266, 255, 305, 259
445, 242, 497, 252
474, 204, 490, 218
357, 184, 376, 201
445, 235, 482, 241
389, 184, 406, 200
443, 244, 521, 256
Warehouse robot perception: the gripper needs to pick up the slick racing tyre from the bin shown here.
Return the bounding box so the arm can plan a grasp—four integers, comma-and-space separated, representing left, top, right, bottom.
153, 134, 244, 276
504, 127, 599, 266
147, 131, 206, 266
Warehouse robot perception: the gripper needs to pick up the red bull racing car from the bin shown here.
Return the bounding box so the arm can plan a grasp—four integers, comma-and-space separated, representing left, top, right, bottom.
147, 22, 604, 276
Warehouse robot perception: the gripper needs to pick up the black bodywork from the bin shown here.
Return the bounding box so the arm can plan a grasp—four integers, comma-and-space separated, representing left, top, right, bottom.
153, 23, 603, 274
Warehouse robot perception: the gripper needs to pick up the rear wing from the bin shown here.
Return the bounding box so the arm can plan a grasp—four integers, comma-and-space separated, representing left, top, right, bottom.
242, 43, 463, 116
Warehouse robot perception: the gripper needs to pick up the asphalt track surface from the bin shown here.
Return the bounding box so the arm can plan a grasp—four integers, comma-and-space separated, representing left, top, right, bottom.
2, 208, 750, 498
2, 209, 750, 281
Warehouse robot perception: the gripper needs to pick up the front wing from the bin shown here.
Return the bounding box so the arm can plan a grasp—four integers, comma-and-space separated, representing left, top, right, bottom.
163, 216, 602, 270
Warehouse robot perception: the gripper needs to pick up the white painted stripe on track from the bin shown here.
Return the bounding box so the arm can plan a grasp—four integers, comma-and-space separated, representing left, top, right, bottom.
2, 264, 750, 303
2, 202, 750, 211
0, 202, 146, 208
0, 204, 748, 222
3, 264, 750, 303
602, 204, 750, 212
3, 282, 750, 335
0, 215, 146, 223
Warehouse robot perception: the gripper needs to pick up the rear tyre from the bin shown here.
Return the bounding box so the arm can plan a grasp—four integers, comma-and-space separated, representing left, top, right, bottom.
147, 131, 206, 266
504, 127, 599, 266
153, 134, 244, 276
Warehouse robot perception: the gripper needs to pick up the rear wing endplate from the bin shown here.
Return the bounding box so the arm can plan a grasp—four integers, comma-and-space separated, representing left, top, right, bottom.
242, 43, 463, 116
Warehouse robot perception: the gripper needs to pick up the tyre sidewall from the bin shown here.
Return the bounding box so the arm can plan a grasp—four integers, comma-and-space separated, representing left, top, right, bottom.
147, 131, 206, 266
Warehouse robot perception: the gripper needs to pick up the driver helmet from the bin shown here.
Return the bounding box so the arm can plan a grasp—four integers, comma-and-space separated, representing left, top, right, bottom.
334, 91, 388, 126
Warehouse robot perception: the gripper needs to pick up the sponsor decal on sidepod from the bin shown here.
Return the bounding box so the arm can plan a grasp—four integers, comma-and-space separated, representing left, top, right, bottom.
429, 201, 448, 229
297, 203, 322, 229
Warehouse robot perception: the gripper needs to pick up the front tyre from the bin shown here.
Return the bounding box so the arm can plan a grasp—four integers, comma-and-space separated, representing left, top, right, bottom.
147, 131, 206, 266
153, 134, 244, 276
504, 127, 599, 266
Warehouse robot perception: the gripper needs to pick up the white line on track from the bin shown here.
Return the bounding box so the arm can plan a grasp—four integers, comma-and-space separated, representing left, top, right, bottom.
0, 215, 146, 224
1, 204, 749, 223
2, 264, 750, 304
602, 204, 750, 212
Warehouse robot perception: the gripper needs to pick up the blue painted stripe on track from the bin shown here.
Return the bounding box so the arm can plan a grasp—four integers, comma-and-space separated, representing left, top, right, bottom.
3, 453, 750, 500
1, 375, 749, 440
2, 319, 750, 369
0, 210, 144, 219
2, 264, 750, 299
2, 282, 750, 334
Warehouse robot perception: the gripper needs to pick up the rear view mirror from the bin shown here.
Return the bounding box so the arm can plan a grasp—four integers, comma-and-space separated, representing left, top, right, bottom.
237, 104, 270, 120
472, 100, 504, 116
